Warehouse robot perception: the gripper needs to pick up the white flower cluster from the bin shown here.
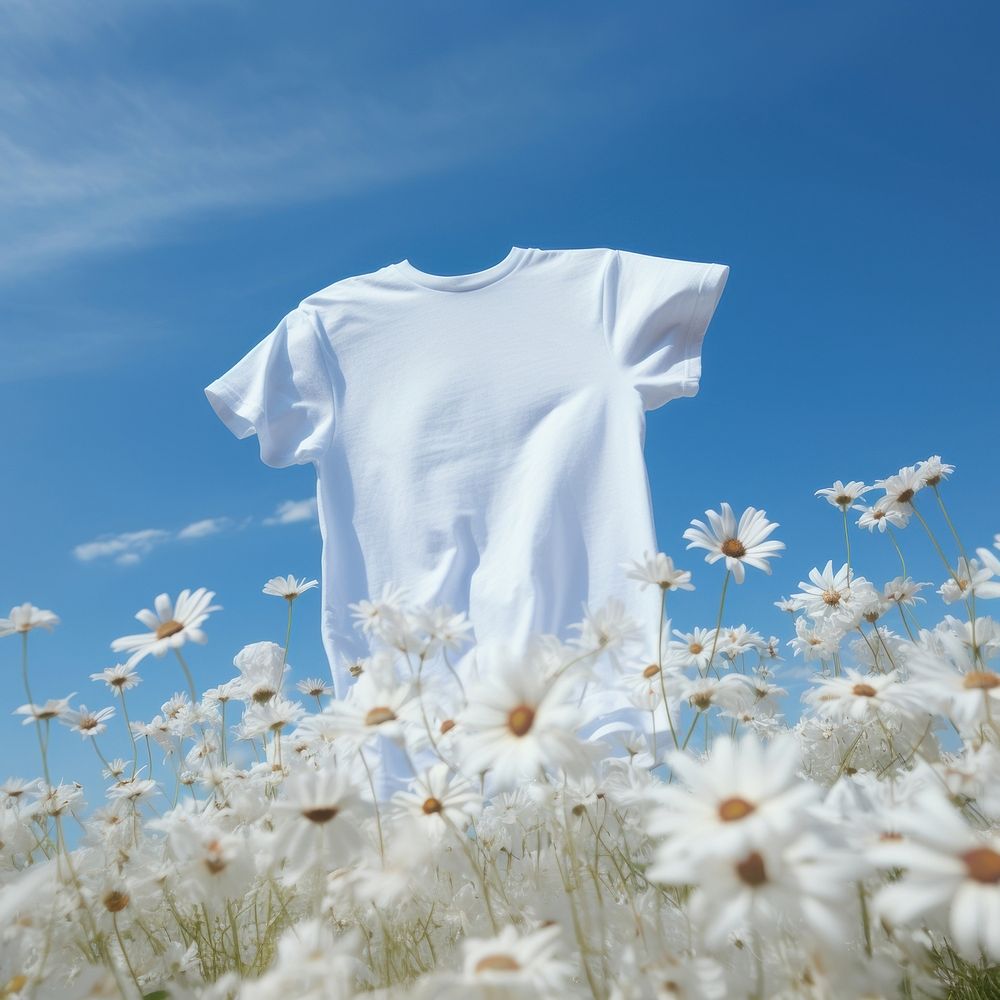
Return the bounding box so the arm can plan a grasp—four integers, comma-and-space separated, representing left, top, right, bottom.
3, 459, 1000, 999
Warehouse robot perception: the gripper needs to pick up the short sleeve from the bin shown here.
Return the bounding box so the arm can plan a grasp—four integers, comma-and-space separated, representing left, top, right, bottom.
604, 249, 729, 410
204, 306, 337, 469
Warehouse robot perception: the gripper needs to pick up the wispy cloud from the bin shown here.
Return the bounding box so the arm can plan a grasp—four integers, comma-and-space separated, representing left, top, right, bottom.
73, 529, 171, 566
176, 517, 234, 541
74, 502, 314, 565
0, 2, 615, 281
75, 515, 244, 566
263, 499, 318, 527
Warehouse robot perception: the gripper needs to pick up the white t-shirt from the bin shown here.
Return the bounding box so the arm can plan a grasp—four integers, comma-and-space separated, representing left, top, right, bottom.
204, 246, 729, 699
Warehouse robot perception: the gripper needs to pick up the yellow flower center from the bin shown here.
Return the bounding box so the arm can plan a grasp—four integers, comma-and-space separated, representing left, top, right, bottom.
155, 619, 184, 639
852, 683, 878, 697
364, 706, 397, 726
204, 855, 228, 875
718, 797, 756, 822
962, 847, 1000, 884
302, 806, 340, 824
896, 488, 915, 503
102, 890, 130, 913
507, 704, 535, 737
422, 797, 443, 815
823, 590, 841, 606
721, 538, 746, 559
643, 664, 661, 679
736, 851, 768, 887
474, 954, 521, 973
689, 642, 703, 655
963, 672, 1000, 691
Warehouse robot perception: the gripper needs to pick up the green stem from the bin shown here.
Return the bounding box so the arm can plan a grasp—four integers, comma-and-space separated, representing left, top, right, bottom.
702, 569, 730, 679
174, 647, 197, 702
858, 882, 873, 958
119, 688, 139, 779
932, 486, 980, 663
280, 599, 294, 672
22, 633, 52, 788
655, 588, 679, 747
842, 507, 853, 587
358, 747, 385, 861
896, 602, 916, 641
886, 524, 907, 579
91, 737, 114, 774
680, 710, 703, 751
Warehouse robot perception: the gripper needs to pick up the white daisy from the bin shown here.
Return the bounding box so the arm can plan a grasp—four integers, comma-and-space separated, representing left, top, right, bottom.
873, 464, 926, 515
390, 762, 482, 837
154, 811, 256, 904
939, 556, 997, 604
262, 575, 319, 600
814, 480, 873, 511
646, 732, 818, 864
882, 576, 930, 607
622, 551, 695, 592
937, 614, 1000, 661
202, 678, 242, 704
569, 596, 645, 662
0, 603, 60, 637
271, 763, 372, 873
459, 657, 588, 789
667, 626, 719, 672
106, 777, 158, 803
13, 694, 75, 725
786, 616, 841, 661
844, 579, 890, 625
658, 832, 858, 951
455, 924, 572, 995
621, 652, 683, 713
296, 677, 335, 699
872, 788, 1000, 962
972, 546, 1000, 599
237, 697, 305, 741
111, 587, 221, 669
409, 603, 474, 657
348, 581, 410, 642
60, 704, 115, 739
0, 777, 41, 800
678, 673, 756, 714
917, 455, 956, 487
299, 664, 418, 753
682, 502, 785, 584
904, 632, 1000, 730
89, 663, 141, 692
715, 624, 768, 662
857, 504, 911, 532
803, 669, 914, 724
793, 560, 870, 621
773, 596, 802, 614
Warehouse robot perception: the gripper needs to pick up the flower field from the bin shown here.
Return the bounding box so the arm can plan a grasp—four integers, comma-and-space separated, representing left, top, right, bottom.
4, 456, 1000, 999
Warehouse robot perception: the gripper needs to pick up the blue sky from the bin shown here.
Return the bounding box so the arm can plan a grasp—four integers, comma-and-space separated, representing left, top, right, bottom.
3, 0, 998, 786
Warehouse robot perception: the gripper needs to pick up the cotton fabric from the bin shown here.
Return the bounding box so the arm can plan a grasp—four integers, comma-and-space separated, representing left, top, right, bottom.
204, 246, 729, 700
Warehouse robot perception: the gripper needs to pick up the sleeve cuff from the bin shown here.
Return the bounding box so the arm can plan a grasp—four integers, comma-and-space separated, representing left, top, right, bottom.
673, 262, 730, 398
204, 380, 257, 441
